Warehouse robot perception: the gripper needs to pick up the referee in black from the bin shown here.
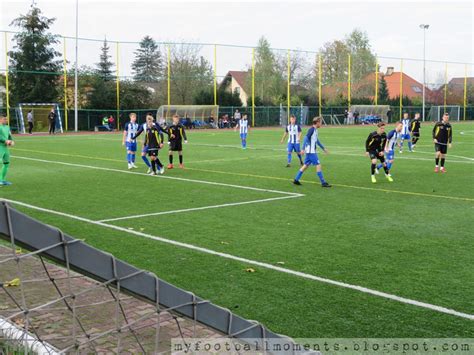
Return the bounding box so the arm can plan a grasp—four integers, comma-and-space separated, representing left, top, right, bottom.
167, 114, 188, 169
433, 112, 452, 173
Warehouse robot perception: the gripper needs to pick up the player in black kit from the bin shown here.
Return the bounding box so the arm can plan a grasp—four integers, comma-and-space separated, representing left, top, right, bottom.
365, 122, 393, 183
167, 114, 188, 169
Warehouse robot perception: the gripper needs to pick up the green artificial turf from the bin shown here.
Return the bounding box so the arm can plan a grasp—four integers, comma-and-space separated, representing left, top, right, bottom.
1, 122, 473, 338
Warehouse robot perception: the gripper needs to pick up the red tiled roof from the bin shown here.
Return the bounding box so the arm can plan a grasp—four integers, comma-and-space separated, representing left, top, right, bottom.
382, 72, 429, 100
448, 77, 474, 87
227, 71, 249, 89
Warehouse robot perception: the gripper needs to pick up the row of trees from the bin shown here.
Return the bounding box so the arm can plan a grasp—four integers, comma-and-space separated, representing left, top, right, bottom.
5, 5, 468, 111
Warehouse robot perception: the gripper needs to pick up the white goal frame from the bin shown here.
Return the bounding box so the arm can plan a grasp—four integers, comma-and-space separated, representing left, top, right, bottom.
15, 103, 64, 134
428, 105, 461, 121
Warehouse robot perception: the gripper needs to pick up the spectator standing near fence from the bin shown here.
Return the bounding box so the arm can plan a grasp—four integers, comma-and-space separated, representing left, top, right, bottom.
27, 110, 34, 134
234, 109, 241, 128
108, 115, 115, 130
347, 110, 354, 125
48, 108, 57, 135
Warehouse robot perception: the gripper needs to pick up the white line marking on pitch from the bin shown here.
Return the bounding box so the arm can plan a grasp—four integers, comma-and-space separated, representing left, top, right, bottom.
190, 143, 473, 164
411, 150, 474, 161
12, 156, 301, 197
98, 195, 301, 222
2, 198, 473, 321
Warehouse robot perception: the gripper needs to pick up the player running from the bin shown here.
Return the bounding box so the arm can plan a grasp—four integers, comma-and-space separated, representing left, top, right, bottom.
433, 112, 452, 173
133, 116, 167, 175
0, 115, 14, 186
399, 112, 413, 153
365, 122, 393, 183
410, 112, 422, 150
377, 121, 402, 173
122, 112, 139, 170
235, 114, 249, 149
280, 114, 303, 167
293, 117, 331, 188
167, 114, 188, 169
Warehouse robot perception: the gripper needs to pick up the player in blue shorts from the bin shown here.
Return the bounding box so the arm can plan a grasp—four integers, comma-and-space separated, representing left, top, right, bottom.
139, 114, 153, 173
376, 121, 402, 174
122, 112, 139, 170
235, 114, 249, 149
280, 115, 303, 167
293, 117, 331, 188
399, 112, 413, 153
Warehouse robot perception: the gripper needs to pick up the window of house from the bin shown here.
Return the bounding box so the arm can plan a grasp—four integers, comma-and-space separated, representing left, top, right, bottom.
412, 86, 422, 93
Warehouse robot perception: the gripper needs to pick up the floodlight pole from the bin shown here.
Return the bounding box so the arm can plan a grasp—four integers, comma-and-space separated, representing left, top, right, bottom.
74, 0, 79, 132
420, 24, 429, 121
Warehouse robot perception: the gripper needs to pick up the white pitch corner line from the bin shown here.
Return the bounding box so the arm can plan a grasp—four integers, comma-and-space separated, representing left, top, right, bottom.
98, 195, 301, 223
2, 198, 473, 321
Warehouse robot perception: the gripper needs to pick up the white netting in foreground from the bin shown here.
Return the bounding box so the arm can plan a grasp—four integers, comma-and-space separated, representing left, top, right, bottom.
0, 244, 221, 353
0, 202, 303, 354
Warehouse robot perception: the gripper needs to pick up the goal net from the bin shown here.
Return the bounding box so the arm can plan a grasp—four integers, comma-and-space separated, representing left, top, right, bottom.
350, 105, 391, 124
428, 105, 461, 121
15, 103, 63, 134
279, 105, 309, 126
156, 105, 218, 128
0, 201, 298, 354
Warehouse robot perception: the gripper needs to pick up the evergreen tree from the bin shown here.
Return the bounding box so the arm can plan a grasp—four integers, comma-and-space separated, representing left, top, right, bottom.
378, 75, 390, 104
132, 36, 162, 82
96, 38, 114, 81
9, 6, 61, 104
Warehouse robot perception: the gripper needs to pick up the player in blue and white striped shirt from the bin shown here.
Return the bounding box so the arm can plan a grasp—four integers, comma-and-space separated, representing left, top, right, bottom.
399, 112, 413, 153
280, 115, 303, 167
122, 112, 139, 170
293, 117, 331, 187
376, 121, 402, 174
235, 114, 249, 149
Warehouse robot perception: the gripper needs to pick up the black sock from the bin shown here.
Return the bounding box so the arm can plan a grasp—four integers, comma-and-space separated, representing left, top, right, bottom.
384, 165, 389, 174
435, 158, 440, 166
371, 164, 376, 175
151, 160, 156, 172
440, 158, 445, 167
169, 155, 173, 164
179, 155, 183, 164
156, 158, 162, 169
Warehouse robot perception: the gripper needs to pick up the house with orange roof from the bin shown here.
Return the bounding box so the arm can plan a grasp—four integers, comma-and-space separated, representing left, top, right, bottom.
220, 71, 250, 106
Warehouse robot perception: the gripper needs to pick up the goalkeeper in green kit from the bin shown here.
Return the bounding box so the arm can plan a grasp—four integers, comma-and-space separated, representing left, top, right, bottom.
0, 115, 14, 186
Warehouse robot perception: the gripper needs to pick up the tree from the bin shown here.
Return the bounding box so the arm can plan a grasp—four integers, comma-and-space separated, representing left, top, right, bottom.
132, 36, 162, 82
0, 74, 6, 108
96, 38, 114, 81
253, 37, 284, 105
316, 29, 377, 103
9, 6, 61, 104
319, 40, 349, 85
166, 44, 213, 104
119, 81, 153, 108
345, 29, 376, 82
378, 75, 390, 104
86, 78, 152, 110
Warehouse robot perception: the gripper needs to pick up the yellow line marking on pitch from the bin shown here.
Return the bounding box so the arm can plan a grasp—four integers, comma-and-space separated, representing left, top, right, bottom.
11, 149, 473, 202
184, 167, 474, 202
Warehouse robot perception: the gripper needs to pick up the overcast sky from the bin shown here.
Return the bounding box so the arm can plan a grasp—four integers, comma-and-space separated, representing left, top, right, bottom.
1, 0, 473, 84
